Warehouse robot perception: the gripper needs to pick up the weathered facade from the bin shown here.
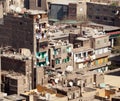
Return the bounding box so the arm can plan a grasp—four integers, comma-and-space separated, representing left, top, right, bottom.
29, 0, 47, 11
69, 26, 111, 72
49, 40, 73, 71
1, 49, 33, 94
87, 2, 120, 26
0, 0, 3, 19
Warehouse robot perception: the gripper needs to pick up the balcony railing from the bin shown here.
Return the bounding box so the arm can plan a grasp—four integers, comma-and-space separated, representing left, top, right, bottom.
95, 51, 111, 59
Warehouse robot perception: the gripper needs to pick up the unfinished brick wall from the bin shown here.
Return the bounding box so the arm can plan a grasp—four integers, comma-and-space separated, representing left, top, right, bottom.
1, 56, 32, 75
0, 14, 34, 52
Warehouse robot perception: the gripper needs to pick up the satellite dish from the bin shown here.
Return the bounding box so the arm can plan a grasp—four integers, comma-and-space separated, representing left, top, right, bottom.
16, 7, 22, 13
38, 15, 41, 19
66, 66, 73, 72
80, 8, 83, 11
115, 10, 119, 15
77, 80, 80, 86
55, 78, 59, 84
69, 81, 73, 87
46, 61, 50, 65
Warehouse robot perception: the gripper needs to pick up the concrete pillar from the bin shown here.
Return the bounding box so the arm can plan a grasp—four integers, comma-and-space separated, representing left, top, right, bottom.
0, 2, 3, 19
111, 38, 114, 47
86, 52, 88, 57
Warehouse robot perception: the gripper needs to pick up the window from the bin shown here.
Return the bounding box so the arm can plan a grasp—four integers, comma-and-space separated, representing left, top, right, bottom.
79, 53, 81, 58
103, 17, 107, 20
83, 52, 86, 57
37, 0, 41, 7
96, 8, 100, 11
96, 16, 100, 19
88, 15, 92, 18
19, 22, 23, 25
111, 18, 115, 22
63, 6, 67, 12
112, 10, 116, 14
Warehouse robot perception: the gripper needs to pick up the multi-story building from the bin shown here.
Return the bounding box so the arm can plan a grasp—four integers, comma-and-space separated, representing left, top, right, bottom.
1, 48, 33, 94
49, 40, 73, 72
1, 0, 25, 14
48, 0, 88, 22
2, 71, 30, 95
90, 33, 111, 72
87, 2, 120, 26
0, 10, 49, 66
48, 0, 120, 26
29, 0, 47, 11
0, 0, 3, 19
0, 10, 50, 90
69, 26, 111, 73
21, 85, 68, 101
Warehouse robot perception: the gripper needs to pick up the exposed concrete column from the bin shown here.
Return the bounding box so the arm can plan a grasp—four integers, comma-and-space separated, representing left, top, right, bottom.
0, 2, 3, 19
86, 52, 88, 57
111, 38, 114, 47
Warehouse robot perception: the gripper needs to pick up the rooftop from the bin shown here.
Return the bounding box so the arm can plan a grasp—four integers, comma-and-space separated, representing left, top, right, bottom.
27, 10, 47, 15
88, 22, 120, 31
56, 86, 80, 92
76, 37, 89, 41
4, 94, 26, 101
2, 70, 25, 79
49, 0, 78, 5
49, 40, 72, 47
1, 47, 32, 61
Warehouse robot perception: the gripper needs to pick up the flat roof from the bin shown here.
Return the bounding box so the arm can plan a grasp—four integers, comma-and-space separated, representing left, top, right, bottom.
76, 37, 89, 41
27, 10, 47, 15
4, 94, 26, 100
56, 86, 79, 92
88, 22, 120, 31
50, 0, 78, 5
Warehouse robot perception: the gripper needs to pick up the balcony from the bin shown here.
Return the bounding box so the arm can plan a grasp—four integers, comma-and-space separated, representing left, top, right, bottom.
36, 52, 48, 60
53, 49, 61, 58
87, 61, 111, 71
53, 54, 61, 58
95, 51, 111, 59
37, 61, 47, 67
36, 34, 48, 42
76, 56, 91, 63
39, 46, 48, 52
94, 42, 111, 49
39, 18, 48, 23
35, 17, 48, 24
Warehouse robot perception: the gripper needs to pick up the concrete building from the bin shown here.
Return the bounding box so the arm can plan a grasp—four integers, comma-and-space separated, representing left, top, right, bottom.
0, 0, 3, 19
20, 85, 68, 101
29, 0, 47, 11
1, 48, 33, 94
48, 0, 88, 22
0, 10, 49, 67
112, 96, 120, 101
1, 0, 25, 14
48, 0, 120, 26
87, 2, 120, 26
104, 69, 120, 88
69, 26, 111, 72
48, 3, 68, 22
48, 40, 73, 72
56, 86, 81, 101
0, 94, 26, 101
